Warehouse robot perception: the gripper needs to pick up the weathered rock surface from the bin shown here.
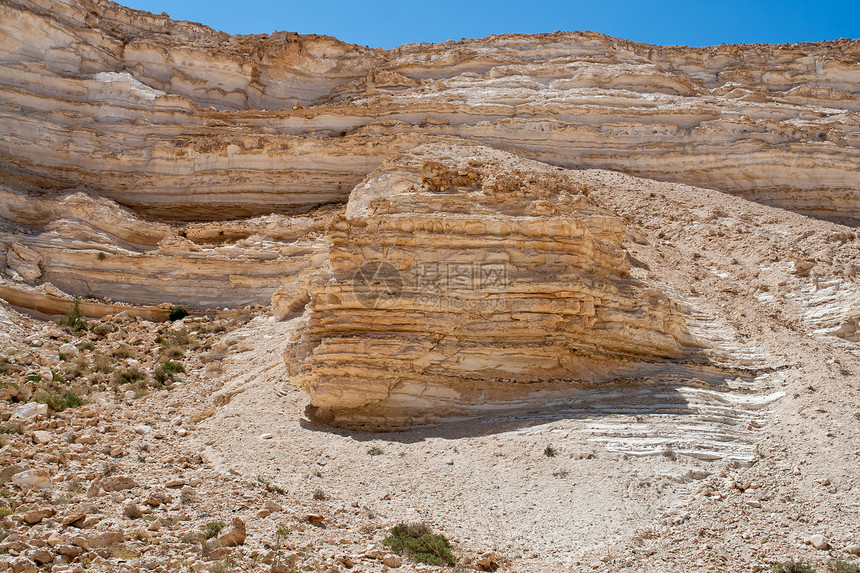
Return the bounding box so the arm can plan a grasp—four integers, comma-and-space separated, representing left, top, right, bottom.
286, 145, 701, 428
2, 0, 860, 226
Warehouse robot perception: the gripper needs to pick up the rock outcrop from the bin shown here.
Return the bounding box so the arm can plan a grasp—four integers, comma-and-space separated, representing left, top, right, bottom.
2, 0, 859, 227
285, 145, 700, 428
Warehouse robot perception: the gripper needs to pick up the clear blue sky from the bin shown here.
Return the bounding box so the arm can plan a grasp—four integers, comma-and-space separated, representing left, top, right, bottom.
120, 0, 860, 49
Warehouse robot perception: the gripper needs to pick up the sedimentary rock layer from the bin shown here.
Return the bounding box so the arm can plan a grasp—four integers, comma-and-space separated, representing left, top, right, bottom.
285, 145, 700, 428
0, 186, 333, 310
1, 0, 859, 224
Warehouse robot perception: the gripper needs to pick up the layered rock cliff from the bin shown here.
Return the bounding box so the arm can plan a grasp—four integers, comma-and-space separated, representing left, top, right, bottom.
0, 0, 858, 428
285, 145, 702, 428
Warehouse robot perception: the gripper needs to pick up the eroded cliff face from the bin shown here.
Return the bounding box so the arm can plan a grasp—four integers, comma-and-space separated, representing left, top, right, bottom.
284, 145, 701, 428
0, 0, 858, 428
2, 0, 859, 225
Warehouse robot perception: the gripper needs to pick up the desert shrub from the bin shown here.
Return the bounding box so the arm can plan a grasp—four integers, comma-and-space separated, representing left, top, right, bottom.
111, 344, 137, 359
56, 297, 86, 333
367, 446, 384, 456
93, 353, 113, 374
544, 445, 557, 458
78, 342, 96, 352
113, 366, 146, 385
91, 324, 111, 337
169, 306, 188, 321
773, 559, 817, 573
312, 488, 327, 501
831, 561, 860, 573
123, 502, 143, 519
161, 360, 185, 373
382, 522, 456, 566
205, 520, 225, 539
33, 391, 84, 413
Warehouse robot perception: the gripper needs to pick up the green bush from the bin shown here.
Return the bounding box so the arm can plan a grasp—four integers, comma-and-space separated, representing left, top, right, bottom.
204, 521, 225, 539
161, 360, 185, 373
169, 306, 189, 321
59, 297, 87, 333
831, 561, 860, 573
773, 559, 817, 573
113, 367, 146, 385
33, 391, 84, 413
382, 523, 455, 566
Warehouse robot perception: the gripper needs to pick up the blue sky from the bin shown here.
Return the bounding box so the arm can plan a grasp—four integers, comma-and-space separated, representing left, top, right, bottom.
120, 0, 860, 49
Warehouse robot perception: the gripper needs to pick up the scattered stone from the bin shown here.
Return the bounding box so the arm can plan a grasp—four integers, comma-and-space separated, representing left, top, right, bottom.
62, 510, 87, 527
382, 555, 402, 568
846, 543, 860, 555
58, 545, 83, 558
475, 556, 501, 572
31, 430, 51, 444
215, 517, 246, 547
9, 557, 38, 573
808, 534, 829, 550
11, 403, 47, 422
86, 530, 125, 549
28, 549, 52, 565
165, 478, 186, 488
85, 481, 101, 498
22, 507, 53, 525
74, 433, 96, 444
306, 514, 325, 526
11, 468, 52, 490
260, 433, 273, 440
101, 476, 137, 491
264, 500, 283, 512
58, 343, 78, 357
746, 500, 761, 508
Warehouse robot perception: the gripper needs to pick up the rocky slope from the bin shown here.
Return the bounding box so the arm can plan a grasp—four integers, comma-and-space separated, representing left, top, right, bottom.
0, 0, 859, 571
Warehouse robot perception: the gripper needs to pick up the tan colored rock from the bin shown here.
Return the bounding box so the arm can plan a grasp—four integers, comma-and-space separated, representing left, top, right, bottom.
286, 145, 698, 428
101, 476, 137, 491
11, 469, 52, 490
215, 517, 246, 547
31, 430, 51, 445
21, 507, 52, 525
86, 530, 125, 549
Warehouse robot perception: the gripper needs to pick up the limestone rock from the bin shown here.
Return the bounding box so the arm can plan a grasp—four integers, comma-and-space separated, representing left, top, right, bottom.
11, 469, 52, 490
101, 476, 137, 492
11, 403, 47, 422
215, 517, 246, 547
808, 534, 830, 550
286, 145, 699, 428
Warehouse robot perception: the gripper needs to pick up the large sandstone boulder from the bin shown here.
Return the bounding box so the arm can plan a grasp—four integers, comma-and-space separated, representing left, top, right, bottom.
285, 145, 700, 429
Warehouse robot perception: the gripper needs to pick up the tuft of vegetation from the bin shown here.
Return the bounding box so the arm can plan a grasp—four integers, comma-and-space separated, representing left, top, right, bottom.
382, 522, 456, 567
0, 426, 21, 435
123, 502, 143, 519
543, 445, 557, 458
831, 561, 860, 573
312, 488, 327, 501
56, 296, 86, 334
91, 324, 111, 337
204, 520, 226, 539
111, 344, 137, 360
33, 391, 84, 413
773, 559, 817, 573
169, 306, 189, 322
367, 446, 384, 456
160, 360, 185, 374
113, 366, 146, 385
93, 353, 113, 374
